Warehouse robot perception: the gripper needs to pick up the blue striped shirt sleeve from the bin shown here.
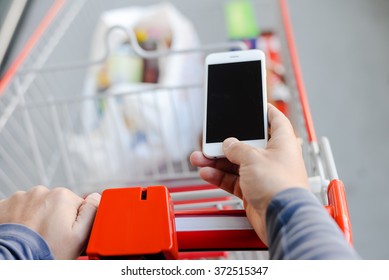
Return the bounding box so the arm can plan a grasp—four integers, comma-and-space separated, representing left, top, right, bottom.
266, 188, 360, 260
0, 224, 54, 260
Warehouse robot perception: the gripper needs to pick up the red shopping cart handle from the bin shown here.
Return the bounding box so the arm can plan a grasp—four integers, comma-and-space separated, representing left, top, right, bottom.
86, 184, 352, 259
326, 179, 353, 244
86, 186, 265, 260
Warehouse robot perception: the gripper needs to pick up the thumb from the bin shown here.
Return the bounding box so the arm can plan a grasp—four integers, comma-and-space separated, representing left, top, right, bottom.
73, 192, 101, 237
223, 137, 257, 166
267, 103, 296, 141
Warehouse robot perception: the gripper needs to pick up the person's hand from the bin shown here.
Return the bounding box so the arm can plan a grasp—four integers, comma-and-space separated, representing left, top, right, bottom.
190, 104, 309, 244
0, 186, 100, 259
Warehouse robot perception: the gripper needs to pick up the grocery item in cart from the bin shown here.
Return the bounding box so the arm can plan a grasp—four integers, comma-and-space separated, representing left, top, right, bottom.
70, 3, 204, 182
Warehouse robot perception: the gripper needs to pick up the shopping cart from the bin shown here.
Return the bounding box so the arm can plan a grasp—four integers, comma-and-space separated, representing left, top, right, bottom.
0, 0, 352, 259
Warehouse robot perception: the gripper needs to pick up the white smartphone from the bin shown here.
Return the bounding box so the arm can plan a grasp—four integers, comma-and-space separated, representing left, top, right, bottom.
202, 49, 268, 158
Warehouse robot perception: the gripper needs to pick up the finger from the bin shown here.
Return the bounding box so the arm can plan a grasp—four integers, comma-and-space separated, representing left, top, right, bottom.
199, 167, 242, 199
190, 151, 239, 175
190, 151, 216, 167
73, 192, 100, 238
222, 138, 259, 166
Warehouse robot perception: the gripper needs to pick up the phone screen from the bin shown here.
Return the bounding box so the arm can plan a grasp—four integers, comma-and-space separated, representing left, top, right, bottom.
206, 60, 265, 143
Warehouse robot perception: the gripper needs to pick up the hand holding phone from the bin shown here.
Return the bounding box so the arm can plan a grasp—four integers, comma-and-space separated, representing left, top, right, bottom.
202, 49, 268, 158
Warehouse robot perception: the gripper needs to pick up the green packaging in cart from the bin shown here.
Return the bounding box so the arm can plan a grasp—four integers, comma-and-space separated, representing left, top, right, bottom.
225, 0, 259, 40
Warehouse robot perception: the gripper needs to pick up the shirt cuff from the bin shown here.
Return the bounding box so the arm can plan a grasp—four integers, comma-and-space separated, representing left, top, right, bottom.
0, 223, 54, 260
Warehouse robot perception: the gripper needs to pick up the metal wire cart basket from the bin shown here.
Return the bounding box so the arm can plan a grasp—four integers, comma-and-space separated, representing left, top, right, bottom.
0, 0, 352, 259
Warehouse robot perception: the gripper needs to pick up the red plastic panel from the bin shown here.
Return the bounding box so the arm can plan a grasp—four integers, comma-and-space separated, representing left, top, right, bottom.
327, 179, 353, 244
87, 186, 178, 259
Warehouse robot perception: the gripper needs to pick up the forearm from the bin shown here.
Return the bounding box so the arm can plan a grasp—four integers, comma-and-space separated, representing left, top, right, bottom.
266, 188, 360, 260
0, 224, 54, 260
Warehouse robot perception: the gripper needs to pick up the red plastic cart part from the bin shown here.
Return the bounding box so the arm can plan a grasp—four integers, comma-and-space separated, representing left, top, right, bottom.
86, 186, 178, 260
178, 251, 228, 260
86, 186, 264, 260
168, 184, 218, 193
0, 0, 66, 94
79, 252, 229, 260
327, 179, 353, 244
86, 184, 353, 260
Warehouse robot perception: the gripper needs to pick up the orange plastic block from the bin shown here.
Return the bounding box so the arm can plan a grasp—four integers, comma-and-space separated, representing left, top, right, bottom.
327, 179, 353, 244
86, 186, 178, 259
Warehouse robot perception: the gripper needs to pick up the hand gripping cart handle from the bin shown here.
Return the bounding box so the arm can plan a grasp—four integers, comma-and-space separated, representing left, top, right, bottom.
86, 184, 351, 260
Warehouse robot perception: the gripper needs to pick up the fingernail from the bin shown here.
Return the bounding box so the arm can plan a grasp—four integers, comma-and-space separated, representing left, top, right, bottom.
223, 137, 239, 150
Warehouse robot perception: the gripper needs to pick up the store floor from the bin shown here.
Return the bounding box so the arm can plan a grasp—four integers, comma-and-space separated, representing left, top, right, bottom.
4, 0, 389, 259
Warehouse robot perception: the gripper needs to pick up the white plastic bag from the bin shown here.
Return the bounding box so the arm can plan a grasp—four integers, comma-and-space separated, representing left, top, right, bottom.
71, 3, 204, 184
